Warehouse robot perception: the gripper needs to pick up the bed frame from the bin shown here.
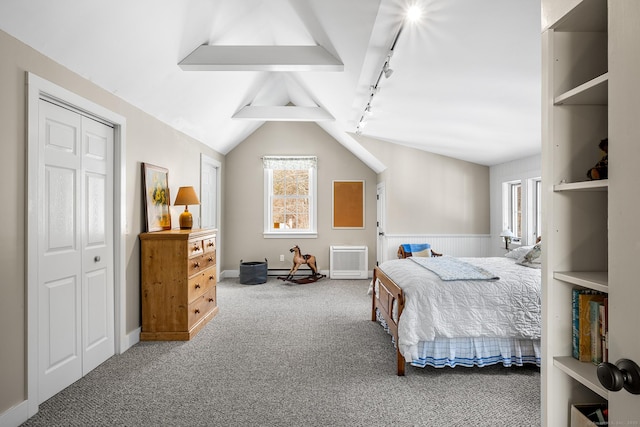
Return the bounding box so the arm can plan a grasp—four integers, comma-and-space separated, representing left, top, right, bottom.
371, 265, 406, 376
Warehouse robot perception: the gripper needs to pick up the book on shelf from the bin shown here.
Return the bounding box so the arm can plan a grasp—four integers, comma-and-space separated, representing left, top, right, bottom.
601, 297, 608, 363
572, 288, 606, 362
590, 300, 603, 365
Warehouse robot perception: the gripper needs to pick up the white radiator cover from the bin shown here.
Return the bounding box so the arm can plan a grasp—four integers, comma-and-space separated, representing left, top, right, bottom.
329, 246, 368, 279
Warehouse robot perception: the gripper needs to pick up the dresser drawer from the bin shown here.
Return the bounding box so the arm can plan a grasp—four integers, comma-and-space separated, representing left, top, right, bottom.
187, 252, 216, 277
188, 287, 216, 327
188, 238, 204, 257
187, 268, 216, 303
203, 236, 216, 254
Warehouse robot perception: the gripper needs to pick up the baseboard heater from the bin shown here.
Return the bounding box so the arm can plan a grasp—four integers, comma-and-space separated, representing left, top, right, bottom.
329, 245, 368, 279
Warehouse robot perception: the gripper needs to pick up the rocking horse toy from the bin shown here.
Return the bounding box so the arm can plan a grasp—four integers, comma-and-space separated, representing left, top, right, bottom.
279, 245, 325, 284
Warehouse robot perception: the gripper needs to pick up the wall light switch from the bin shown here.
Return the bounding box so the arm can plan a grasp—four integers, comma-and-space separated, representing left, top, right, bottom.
280, 254, 285, 262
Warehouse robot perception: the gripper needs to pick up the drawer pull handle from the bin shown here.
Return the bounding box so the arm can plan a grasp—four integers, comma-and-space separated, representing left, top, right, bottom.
194, 309, 200, 314
209, 276, 214, 281
208, 298, 214, 303
208, 257, 214, 262
193, 262, 200, 268
208, 241, 214, 247
192, 244, 200, 252
195, 284, 200, 289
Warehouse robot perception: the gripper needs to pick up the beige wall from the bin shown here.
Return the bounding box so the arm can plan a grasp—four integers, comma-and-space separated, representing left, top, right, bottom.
356, 134, 490, 235
224, 121, 377, 273
0, 29, 223, 415
0, 26, 491, 421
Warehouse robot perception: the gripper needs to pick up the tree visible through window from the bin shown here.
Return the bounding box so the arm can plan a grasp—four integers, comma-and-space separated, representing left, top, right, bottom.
263, 156, 317, 235
272, 169, 310, 230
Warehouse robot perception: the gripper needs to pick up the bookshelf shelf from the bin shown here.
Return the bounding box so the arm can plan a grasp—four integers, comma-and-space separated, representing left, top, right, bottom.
554, 356, 608, 399
554, 271, 608, 293
554, 73, 608, 105
554, 180, 608, 192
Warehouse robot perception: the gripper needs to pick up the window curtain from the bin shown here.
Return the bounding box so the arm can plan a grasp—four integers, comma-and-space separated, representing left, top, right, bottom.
262, 156, 317, 170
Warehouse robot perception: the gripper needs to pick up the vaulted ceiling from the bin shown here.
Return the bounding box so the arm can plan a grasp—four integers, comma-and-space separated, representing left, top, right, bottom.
0, 0, 541, 170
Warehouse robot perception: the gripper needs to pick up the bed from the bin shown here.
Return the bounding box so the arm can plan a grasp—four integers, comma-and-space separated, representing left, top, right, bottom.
371, 247, 541, 376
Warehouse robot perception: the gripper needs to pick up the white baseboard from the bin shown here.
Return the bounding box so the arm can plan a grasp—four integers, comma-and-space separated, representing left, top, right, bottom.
121, 327, 141, 353
0, 399, 29, 427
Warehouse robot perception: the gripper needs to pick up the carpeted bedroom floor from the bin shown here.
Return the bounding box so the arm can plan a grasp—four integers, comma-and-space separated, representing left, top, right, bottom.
22, 277, 540, 426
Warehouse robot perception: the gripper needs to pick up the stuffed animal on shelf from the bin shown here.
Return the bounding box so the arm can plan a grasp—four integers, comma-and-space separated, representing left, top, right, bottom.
587, 138, 608, 180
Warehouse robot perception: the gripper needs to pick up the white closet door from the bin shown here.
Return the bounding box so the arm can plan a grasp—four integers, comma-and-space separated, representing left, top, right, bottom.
200, 155, 219, 229
80, 116, 114, 375
38, 100, 114, 403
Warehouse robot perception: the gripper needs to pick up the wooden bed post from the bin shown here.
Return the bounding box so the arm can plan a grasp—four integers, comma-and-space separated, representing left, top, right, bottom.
372, 266, 407, 376
397, 349, 406, 376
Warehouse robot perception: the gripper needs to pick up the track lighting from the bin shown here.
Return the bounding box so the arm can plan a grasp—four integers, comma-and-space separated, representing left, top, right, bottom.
354, 3, 422, 134
383, 62, 393, 78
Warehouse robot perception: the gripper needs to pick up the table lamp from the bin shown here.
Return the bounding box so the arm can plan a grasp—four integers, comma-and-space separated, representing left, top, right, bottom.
174, 186, 200, 229
500, 229, 514, 250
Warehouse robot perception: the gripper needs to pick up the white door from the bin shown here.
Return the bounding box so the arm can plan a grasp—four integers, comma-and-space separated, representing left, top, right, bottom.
607, 2, 640, 422
38, 99, 114, 403
376, 183, 386, 265
200, 154, 219, 229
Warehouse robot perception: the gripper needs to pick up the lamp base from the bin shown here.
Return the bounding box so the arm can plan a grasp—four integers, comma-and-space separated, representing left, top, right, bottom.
179, 210, 193, 230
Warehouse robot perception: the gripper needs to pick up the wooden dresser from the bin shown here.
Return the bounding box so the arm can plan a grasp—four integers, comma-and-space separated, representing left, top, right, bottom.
139, 228, 218, 340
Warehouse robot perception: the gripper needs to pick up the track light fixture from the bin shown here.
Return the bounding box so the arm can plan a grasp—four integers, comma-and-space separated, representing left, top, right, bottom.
383, 62, 393, 78
354, 4, 422, 135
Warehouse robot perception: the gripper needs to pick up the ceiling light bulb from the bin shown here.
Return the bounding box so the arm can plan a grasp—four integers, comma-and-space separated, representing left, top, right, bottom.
369, 85, 379, 95
406, 5, 422, 22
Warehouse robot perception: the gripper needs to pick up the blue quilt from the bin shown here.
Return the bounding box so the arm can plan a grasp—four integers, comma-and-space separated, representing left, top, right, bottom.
409, 256, 499, 281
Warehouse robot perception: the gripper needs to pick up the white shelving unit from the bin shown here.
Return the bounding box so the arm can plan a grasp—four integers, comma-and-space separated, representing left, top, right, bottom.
542, 0, 640, 424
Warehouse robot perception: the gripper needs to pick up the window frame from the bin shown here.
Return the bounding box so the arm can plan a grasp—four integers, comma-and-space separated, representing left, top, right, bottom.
263, 157, 317, 238
531, 177, 542, 240
502, 180, 522, 242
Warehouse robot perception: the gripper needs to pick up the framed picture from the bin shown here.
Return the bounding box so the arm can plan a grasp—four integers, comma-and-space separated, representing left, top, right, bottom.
142, 163, 171, 231
332, 180, 365, 229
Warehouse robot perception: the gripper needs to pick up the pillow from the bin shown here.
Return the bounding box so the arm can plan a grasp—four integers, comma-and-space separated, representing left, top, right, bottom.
412, 248, 432, 257
505, 245, 533, 259
516, 243, 542, 269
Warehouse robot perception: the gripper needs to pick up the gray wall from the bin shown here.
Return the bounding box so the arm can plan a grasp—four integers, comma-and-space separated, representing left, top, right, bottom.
0, 26, 495, 421
223, 121, 377, 274
356, 134, 490, 235
0, 28, 223, 415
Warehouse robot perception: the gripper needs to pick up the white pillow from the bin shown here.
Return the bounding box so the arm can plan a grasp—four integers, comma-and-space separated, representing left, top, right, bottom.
412, 248, 432, 257
505, 245, 533, 259
516, 243, 542, 269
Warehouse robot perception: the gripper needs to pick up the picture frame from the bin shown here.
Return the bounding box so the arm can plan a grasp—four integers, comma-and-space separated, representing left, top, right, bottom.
332, 180, 365, 229
142, 163, 171, 232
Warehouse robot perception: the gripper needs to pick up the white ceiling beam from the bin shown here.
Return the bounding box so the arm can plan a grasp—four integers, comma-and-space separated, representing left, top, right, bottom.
232, 106, 334, 121
179, 45, 344, 72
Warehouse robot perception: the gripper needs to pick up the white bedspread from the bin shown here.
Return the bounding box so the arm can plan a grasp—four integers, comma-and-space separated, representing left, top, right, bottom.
376, 257, 541, 363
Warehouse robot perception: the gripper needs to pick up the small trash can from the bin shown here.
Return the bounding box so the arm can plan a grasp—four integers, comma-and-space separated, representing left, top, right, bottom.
239, 259, 268, 285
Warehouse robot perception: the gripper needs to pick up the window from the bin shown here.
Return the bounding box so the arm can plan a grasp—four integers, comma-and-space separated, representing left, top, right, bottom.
533, 178, 542, 239
263, 156, 317, 237
510, 181, 522, 239
504, 180, 522, 240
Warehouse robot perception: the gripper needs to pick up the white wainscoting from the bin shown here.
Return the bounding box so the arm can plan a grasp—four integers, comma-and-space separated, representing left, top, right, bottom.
382, 234, 492, 263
